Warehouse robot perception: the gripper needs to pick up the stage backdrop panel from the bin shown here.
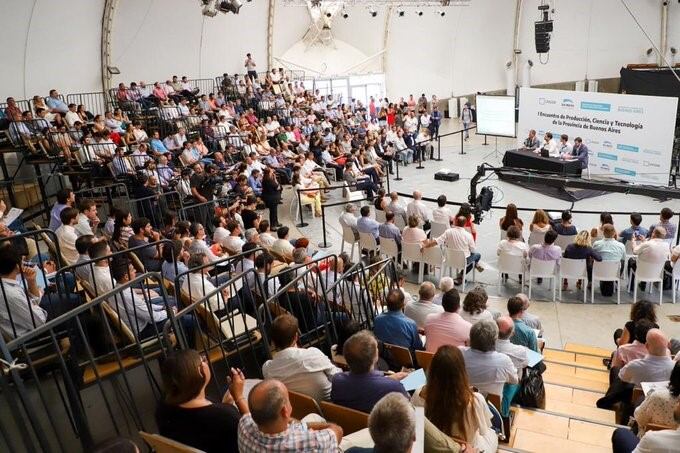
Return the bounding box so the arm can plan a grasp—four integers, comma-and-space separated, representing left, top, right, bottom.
518, 87, 678, 186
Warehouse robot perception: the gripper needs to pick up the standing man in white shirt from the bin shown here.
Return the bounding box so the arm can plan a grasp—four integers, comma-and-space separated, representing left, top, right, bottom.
461, 102, 474, 140
245, 53, 258, 81
55, 207, 80, 266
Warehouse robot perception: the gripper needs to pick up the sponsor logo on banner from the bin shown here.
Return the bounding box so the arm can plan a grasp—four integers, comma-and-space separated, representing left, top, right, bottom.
600, 163, 610, 171
561, 99, 575, 108
642, 149, 661, 156
643, 161, 661, 168
617, 106, 644, 114
580, 101, 611, 112
616, 144, 639, 153
597, 152, 618, 161
539, 98, 556, 106
614, 168, 636, 177
586, 139, 600, 146
621, 157, 639, 165
602, 141, 613, 149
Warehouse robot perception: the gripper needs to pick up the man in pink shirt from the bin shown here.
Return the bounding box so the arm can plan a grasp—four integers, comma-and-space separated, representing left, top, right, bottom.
612, 319, 655, 368
424, 288, 471, 352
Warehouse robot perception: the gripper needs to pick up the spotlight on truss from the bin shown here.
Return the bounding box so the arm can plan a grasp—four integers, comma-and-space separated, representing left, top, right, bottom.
369, 8, 377, 17
218, 0, 242, 14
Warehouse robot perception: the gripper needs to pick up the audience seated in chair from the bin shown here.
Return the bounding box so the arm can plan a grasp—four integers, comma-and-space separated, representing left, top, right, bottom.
462, 320, 518, 399
238, 379, 343, 452
411, 345, 499, 452
404, 282, 442, 330
507, 296, 539, 352
424, 288, 470, 352
331, 330, 409, 413
155, 349, 249, 453
262, 314, 341, 402
345, 393, 418, 453
460, 286, 494, 325
422, 216, 482, 286
611, 400, 680, 453
373, 289, 423, 352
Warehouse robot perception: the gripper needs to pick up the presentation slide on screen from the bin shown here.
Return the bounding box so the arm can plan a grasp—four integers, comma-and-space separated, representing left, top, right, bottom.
476, 95, 517, 138
518, 87, 678, 186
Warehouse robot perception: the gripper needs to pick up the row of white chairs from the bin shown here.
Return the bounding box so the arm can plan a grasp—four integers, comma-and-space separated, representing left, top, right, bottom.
340, 224, 676, 304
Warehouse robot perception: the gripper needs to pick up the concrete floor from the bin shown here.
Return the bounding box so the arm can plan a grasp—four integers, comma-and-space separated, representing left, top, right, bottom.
281, 118, 680, 350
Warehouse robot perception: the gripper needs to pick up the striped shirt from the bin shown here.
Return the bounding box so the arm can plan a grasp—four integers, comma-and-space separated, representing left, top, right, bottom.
237, 414, 337, 453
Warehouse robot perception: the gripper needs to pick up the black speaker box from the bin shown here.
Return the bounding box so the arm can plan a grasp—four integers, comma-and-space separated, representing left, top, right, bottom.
434, 171, 460, 182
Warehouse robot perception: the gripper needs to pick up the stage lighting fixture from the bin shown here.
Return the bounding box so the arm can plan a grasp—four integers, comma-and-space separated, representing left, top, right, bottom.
218, 0, 242, 14
441, 0, 451, 5
534, 3, 553, 54
436, 10, 445, 16
310, 0, 321, 6
397, 9, 405, 17
326, 12, 332, 17
416, 10, 424, 16
369, 8, 377, 17
342, 10, 349, 18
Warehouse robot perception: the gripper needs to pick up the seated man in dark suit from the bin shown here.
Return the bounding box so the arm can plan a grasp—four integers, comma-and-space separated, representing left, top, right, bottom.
571, 137, 589, 169
331, 330, 408, 413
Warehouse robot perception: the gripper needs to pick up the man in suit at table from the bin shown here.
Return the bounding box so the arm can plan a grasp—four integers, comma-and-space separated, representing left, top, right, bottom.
522, 129, 540, 150
570, 137, 589, 169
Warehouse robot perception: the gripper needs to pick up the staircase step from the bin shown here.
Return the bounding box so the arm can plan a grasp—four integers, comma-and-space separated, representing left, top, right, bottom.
564, 343, 612, 358
512, 428, 611, 453
544, 399, 616, 424
544, 349, 608, 371
543, 370, 609, 393
544, 362, 609, 383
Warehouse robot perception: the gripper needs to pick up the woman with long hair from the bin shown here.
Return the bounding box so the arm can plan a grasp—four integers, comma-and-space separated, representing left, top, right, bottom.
563, 230, 602, 290
411, 345, 498, 451
499, 203, 523, 236
111, 208, 133, 249
156, 349, 248, 453
617, 300, 659, 346
261, 167, 282, 228
456, 203, 477, 241
529, 209, 551, 233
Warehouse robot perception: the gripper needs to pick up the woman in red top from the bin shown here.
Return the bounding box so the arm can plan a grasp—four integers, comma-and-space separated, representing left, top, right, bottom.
456, 203, 477, 241
386, 104, 396, 127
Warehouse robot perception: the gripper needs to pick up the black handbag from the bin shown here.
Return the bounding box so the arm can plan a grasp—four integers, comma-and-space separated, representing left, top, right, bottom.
516, 364, 546, 409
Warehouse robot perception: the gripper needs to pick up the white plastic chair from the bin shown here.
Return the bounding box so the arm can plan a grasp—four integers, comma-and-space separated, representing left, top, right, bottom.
527, 259, 557, 302
497, 253, 525, 295
359, 232, 379, 256
343, 182, 364, 202
555, 234, 575, 251
291, 192, 314, 223
671, 261, 680, 304
632, 260, 665, 304
422, 246, 445, 282
444, 248, 475, 292
375, 209, 386, 223
430, 222, 448, 240
623, 241, 636, 283
528, 230, 546, 247
591, 260, 621, 304
380, 237, 400, 265
340, 225, 359, 262
403, 242, 424, 283
558, 258, 587, 303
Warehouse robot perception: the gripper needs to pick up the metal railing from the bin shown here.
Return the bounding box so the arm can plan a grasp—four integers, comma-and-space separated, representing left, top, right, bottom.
66, 92, 108, 117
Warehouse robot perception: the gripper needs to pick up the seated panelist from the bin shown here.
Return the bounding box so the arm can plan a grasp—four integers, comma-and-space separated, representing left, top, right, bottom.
522, 129, 540, 150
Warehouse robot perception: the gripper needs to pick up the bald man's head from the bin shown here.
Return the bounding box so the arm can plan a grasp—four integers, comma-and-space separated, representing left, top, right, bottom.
497, 316, 515, 340
248, 379, 291, 430
646, 329, 670, 356
413, 191, 422, 200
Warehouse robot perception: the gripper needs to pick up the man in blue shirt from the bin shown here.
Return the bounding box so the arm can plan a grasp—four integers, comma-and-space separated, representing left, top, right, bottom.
149, 130, 170, 155
373, 289, 423, 351
45, 89, 69, 114
248, 169, 263, 196
331, 330, 408, 413
647, 207, 676, 240
507, 296, 538, 352
378, 211, 402, 247
49, 188, 75, 231
619, 213, 648, 245
356, 206, 380, 240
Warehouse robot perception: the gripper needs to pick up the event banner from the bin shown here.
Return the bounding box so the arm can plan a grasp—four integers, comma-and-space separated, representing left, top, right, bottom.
518, 87, 678, 186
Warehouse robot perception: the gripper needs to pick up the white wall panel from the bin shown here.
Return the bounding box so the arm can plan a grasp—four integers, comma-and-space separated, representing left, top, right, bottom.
112, 0, 268, 85
0, 0, 104, 101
